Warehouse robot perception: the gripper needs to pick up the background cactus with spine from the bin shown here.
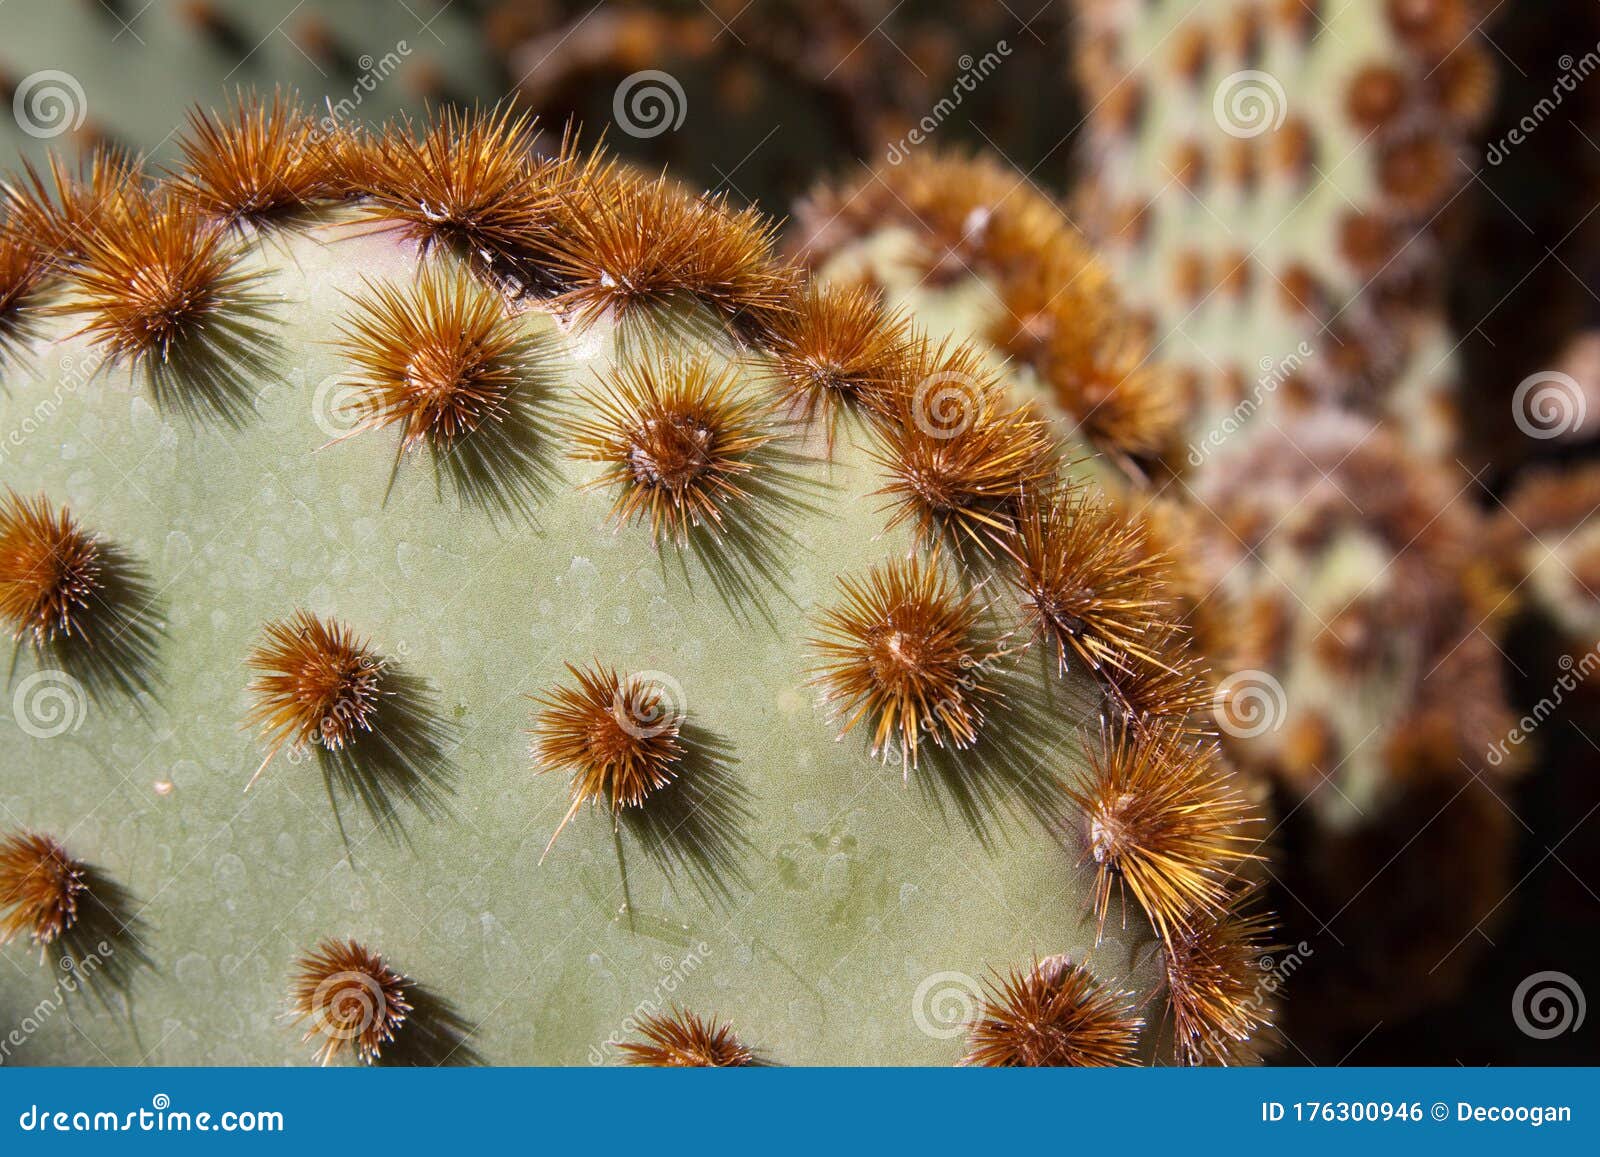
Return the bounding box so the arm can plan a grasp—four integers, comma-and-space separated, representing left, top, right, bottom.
1063, 0, 1563, 1049
0, 95, 1273, 1066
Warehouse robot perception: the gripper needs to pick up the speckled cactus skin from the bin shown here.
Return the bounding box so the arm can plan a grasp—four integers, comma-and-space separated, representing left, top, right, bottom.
0, 183, 1190, 1064
1074, 0, 1495, 458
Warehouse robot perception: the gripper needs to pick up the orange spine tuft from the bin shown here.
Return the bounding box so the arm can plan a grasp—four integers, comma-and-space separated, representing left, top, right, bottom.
0, 831, 86, 949
618, 1008, 754, 1067
565, 351, 776, 548
0, 490, 102, 648
809, 556, 1000, 770
288, 938, 412, 1065
963, 954, 1143, 1067
1064, 726, 1260, 942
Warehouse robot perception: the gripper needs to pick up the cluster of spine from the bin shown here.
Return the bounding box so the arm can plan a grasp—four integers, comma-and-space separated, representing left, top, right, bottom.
794, 151, 1183, 468
796, 150, 1275, 1063
793, 154, 1209, 715
0, 93, 1271, 1065
790, 85, 1521, 1043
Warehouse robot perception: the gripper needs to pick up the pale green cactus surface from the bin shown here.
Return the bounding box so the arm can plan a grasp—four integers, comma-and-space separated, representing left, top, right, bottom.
0, 189, 1178, 1065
